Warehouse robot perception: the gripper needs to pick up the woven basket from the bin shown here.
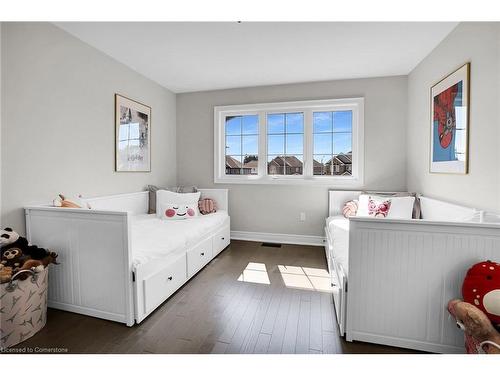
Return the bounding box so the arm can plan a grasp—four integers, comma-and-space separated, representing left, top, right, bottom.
0, 268, 48, 349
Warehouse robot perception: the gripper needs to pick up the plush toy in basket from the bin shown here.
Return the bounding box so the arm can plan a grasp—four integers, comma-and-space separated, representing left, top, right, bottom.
448, 260, 500, 354
0, 227, 58, 349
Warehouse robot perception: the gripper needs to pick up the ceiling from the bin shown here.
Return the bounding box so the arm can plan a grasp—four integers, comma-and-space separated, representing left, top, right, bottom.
56, 22, 458, 93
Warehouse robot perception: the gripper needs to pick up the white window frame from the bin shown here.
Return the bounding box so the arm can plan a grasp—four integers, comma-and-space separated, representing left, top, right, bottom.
214, 98, 364, 186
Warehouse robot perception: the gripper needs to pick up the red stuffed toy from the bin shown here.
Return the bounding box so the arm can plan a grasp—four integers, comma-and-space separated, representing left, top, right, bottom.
462, 260, 500, 327
447, 260, 500, 354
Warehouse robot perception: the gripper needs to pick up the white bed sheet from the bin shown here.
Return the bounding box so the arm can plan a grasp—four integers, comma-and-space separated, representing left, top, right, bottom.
131, 210, 228, 267
326, 215, 350, 276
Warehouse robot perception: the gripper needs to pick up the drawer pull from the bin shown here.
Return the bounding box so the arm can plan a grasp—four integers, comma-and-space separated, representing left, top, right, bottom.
201, 252, 205, 256
167, 276, 173, 281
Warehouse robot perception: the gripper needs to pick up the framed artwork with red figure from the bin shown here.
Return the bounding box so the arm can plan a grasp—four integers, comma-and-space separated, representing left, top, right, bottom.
430, 63, 470, 174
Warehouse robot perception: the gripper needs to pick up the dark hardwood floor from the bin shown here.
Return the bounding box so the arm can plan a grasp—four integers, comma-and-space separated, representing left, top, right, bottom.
15, 240, 418, 354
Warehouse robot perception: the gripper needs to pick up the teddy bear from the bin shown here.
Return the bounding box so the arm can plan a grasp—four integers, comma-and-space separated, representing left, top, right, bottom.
448, 299, 500, 354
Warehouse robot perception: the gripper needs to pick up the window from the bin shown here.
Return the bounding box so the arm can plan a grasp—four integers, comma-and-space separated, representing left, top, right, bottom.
214, 98, 364, 185
267, 113, 304, 176
313, 111, 353, 176
225, 115, 259, 175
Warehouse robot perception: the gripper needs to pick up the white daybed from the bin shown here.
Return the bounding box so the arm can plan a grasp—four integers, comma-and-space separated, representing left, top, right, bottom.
24, 189, 230, 326
325, 190, 500, 353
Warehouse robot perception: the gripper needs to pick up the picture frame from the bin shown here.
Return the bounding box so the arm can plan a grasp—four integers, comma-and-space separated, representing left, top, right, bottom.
115, 94, 151, 172
430, 62, 470, 174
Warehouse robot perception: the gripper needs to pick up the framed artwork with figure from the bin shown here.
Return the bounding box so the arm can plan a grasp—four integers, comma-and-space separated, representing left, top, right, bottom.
115, 94, 151, 172
430, 63, 470, 174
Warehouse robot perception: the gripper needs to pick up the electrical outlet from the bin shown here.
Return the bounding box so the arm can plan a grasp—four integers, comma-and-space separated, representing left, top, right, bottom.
300, 212, 306, 222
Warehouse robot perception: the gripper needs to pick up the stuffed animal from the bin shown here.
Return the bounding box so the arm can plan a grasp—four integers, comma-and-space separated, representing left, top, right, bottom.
1, 247, 26, 270
53, 194, 90, 209
0, 227, 59, 283
1, 227, 52, 260
19, 259, 44, 273
448, 299, 500, 354
40, 251, 59, 267
462, 260, 500, 327
0, 266, 13, 283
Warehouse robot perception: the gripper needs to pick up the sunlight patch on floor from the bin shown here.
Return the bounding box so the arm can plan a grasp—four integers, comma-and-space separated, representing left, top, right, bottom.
237, 262, 270, 285
278, 265, 332, 292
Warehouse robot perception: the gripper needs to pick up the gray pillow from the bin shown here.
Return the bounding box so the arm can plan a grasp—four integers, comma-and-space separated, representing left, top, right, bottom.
146, 185, 198, 214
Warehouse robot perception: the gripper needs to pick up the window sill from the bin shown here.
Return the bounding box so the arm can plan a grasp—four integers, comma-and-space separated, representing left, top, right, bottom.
214, 175, 363, 187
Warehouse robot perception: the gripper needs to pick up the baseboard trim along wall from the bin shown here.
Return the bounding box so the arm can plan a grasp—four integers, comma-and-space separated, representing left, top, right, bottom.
230, 230, 325, 247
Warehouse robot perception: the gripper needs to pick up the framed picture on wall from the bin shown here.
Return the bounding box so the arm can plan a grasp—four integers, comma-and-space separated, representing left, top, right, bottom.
115, 94, 151, 172
430, 62, 470, 174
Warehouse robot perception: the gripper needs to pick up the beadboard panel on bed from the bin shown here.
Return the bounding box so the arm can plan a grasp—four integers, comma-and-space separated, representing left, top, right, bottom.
347, 218, 500, 353
25, 207, 134, 325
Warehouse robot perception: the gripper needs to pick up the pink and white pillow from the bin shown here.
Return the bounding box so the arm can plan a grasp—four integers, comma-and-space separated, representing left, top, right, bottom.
357, 194, 415, 219
160, 203, 198, 220
367, 198, 392, 218
199, 198, 217, 215
342, 200, 358, 218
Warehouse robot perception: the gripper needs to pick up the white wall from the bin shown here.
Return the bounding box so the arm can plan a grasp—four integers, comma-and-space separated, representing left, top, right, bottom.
177, 76, 408, 237
1, 23, 177, 233
407, 22, 500, 212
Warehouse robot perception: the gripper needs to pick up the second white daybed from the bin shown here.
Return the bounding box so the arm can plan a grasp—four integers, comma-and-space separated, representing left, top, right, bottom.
325, 190, 500, 353
25, 189, 230, 325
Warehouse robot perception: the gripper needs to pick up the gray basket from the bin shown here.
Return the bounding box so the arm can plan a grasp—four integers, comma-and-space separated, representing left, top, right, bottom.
0, 268, 48, 349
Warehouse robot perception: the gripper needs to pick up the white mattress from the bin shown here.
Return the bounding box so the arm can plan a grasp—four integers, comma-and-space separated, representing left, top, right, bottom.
131, 210, 228, 267
326, 215, 350, 276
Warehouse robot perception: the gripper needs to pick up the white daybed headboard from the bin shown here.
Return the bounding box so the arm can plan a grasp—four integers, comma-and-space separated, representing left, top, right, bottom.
84, 192, 149, 214
328, 190, 483, 222
328, 190, 409, 217
419, 195, 479, 222
199, 188, 229, 212
328, 190, 362, 217
83, 189, 229, 215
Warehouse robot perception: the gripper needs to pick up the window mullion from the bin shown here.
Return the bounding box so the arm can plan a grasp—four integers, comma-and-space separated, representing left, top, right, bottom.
258, 111, 267, 178
304, 109, 313, 178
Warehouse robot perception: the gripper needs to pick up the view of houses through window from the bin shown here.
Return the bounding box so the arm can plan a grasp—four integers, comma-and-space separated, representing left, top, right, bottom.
224, 110, 352, 176
225, 114, 259, 175
267, 112, 304, 175
313, 110, 353, 176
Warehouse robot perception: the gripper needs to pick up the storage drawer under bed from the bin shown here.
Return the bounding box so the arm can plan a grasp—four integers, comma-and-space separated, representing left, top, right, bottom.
142, 253, 188, 315
187, 236, 213, 277
212, 224, 230, 256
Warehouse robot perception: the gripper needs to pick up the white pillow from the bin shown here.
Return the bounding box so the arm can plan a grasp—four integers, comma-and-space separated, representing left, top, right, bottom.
357, 194, 415, 220
156, 190, 201, 218
160, 202, 198, 220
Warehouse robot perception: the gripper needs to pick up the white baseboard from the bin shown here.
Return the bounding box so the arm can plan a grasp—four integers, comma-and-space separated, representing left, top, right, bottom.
230, 230, 325, 247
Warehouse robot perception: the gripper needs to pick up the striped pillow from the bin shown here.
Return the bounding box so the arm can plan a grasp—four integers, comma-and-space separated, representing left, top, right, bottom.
198, 198, 217, 215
